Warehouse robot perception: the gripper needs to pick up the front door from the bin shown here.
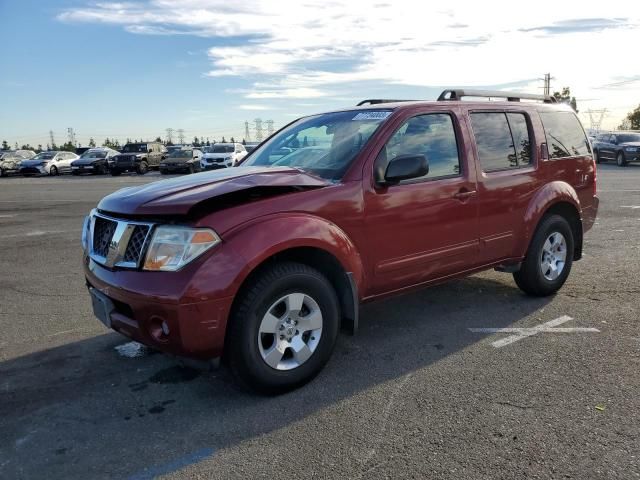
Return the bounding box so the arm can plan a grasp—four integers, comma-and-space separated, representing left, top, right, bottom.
362, 110, 479, 296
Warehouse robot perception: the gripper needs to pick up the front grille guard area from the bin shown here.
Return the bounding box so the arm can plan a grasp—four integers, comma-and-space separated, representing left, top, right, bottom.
88, 211, 154, 269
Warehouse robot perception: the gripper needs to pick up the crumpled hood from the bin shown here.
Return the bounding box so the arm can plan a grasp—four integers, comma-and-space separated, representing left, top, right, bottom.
97, 166, 329, 216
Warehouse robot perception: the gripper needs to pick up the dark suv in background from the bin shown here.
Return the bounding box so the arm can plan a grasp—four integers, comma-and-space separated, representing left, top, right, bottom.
109, 142, 166, 176
592, 131, 640, 166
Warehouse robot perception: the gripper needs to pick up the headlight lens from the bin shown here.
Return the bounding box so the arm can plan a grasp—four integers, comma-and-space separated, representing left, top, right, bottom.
81, 215, 91, 251
624, 147, 637, 152
143, 226, 221, 271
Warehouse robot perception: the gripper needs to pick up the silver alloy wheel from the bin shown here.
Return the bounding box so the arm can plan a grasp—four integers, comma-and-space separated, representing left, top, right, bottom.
540, 232, 567, 281
258, 292, 323, 371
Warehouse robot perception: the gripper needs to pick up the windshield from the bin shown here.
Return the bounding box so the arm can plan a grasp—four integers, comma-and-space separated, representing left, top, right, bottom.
168, 149, 192, 158
211, 145, 234, 153
81, 151, 107, 159
33, 152, 55, 160
241, 110, 390, 180
618, 134, 640, 143
122, 144, 147, 153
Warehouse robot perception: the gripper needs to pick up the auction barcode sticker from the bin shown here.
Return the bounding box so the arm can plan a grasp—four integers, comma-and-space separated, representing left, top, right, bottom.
352, 111, 392, 121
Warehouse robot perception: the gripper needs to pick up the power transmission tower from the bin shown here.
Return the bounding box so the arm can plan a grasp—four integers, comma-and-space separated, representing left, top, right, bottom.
265, 120, 274, 137
165, 128, 174, 144
539, 73, 554, 96
49, 130, 56, 148
67, 128, 76, 146
244, 121, 252, 142
254, 118, 264, 142
587, 109, 607, 134
177, 129, 185, 144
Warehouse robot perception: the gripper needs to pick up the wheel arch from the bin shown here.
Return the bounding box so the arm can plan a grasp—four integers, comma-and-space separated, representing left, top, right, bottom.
523, 182, 583, 260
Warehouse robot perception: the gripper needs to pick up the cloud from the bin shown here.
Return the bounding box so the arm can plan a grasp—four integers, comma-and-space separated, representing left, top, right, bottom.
520, 17, 632, 34
57, 0, 640, 125
237, 104, 275, 110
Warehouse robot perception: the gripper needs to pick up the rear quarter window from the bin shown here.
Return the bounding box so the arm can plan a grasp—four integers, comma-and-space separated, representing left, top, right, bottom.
539, 111, 590, 159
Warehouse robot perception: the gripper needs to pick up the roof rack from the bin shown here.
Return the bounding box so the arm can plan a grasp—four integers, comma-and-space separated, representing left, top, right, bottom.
437, 89, 556, 103
356, 99, 417, 106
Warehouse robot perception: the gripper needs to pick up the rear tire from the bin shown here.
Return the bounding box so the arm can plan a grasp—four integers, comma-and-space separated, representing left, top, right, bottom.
188, 164, 195, 174
110, 169, 121, 176
594, 150, 601, 164
513, 214, 574, 297
136, 161, 148, 175
225, 262, 340, 394
49, 166, 58, 176
616, 151, 627, 167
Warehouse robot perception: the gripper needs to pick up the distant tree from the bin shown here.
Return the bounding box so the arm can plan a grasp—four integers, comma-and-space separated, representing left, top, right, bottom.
553, 87, 577, 112
242, 138, 246, 145
155, 136, 162, 143
58, 141, 77, 152
206, 139, 211, 146
36, 144, 43, 152
126, 138, 132, 144
230, 136, 235, 143
193, 136, 200, 146
1, 140, 9, 150
221, 136, 226, 143
302, 136, 309, 147
618, 104, 640, 130
14, 142, 19, 150
20, 144, 32, 150
88, 137, 96, 147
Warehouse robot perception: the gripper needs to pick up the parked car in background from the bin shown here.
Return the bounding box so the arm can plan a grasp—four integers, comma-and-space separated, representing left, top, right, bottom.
592, 131, 640, 166
109, 142, 166, 176
159, 148, 203, 175
202, 143, 247, 169
71, 148, 120, 175
244, 142, 260, 153
82, 89, 598, 393
0, 150, 34, 177
75, 147, 92, 156
20, 151, 79, 176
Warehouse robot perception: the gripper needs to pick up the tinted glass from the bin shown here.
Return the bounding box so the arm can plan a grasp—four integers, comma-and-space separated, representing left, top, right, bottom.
506, 113, 531, 165
212, 145, 235, 153
244, 110, 389, 180
379, 113, 460, 180
122, 144, 147, 153
33, 152, 55, 160
618, 134, 640, 143
540, 111, 590, 158
471, 113, 517, 171
169, 149, 192, 158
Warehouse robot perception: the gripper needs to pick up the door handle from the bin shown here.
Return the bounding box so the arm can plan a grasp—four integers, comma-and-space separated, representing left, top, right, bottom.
454, 189, 477, 201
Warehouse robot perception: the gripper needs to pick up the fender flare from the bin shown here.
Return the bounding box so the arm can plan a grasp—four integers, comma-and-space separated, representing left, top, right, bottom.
521, 181, 581, 256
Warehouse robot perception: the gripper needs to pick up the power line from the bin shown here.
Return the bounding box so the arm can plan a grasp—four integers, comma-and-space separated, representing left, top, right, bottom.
49, 130, 56, 148
254, 118, 263, 142
165, 128, 174, 144
265, 120, 274, 137
587, 109, 608, 133
244, 121, 252, 142
177, 129, 185, 144
67, 127, 76, 146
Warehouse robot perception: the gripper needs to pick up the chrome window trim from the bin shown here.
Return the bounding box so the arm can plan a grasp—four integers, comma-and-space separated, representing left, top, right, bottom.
89, 210, 154, 269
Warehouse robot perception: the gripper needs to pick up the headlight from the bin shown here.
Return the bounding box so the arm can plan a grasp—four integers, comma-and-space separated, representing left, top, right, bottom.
81, 215, 91, 251
624, 147, 637, 152
143, 226, 221, 271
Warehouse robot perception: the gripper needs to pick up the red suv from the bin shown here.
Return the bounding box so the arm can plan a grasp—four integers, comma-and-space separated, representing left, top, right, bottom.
83, 90, 598, 393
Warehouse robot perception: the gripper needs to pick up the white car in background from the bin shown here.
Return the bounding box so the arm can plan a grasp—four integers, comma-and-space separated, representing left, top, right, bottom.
19, 151, 79, 176
202, 143, 247, 170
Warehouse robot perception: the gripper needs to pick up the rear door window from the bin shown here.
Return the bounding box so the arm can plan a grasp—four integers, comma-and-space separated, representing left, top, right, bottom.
470, 112, 532, 171
539, 111, 590, 158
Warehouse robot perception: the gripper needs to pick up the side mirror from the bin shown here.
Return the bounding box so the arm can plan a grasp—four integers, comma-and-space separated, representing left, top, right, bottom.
382, 154, 428, 185
611, 137, 617, 145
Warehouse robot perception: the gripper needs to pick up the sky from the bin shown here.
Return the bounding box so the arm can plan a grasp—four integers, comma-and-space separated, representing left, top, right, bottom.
1, 0, 639, 148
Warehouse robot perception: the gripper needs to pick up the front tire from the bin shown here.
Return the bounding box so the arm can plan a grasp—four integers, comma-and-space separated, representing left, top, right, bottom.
136, 161, 148, 175
110, 169, 121, 176
225, 262, 340, 394
594, 150, 601, 164
513, 214, 574, 297
49, 166, 58, 176
616, 151, 627, 167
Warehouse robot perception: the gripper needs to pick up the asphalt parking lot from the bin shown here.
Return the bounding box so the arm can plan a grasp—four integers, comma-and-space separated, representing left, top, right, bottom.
0, 166, 639, 480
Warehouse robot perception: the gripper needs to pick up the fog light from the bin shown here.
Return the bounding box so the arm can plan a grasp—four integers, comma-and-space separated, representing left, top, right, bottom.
149, 316, 170, 342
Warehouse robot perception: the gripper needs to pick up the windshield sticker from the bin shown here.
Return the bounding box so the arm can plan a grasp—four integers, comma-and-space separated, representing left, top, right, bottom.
352, 111, 392, 121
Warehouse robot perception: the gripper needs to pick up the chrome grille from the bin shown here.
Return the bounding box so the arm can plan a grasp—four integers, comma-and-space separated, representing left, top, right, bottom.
93, 216, 117, 257
123, 225, 150, 263
89, 212, 153, 269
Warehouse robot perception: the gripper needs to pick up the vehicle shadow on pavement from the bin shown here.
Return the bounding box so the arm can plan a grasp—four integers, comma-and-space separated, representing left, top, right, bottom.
0, 275, 551, 479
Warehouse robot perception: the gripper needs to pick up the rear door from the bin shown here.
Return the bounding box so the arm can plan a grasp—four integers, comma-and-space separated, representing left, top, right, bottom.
600, 134, 616, 160
468, 109, 542, 263
362, 108, 480, 295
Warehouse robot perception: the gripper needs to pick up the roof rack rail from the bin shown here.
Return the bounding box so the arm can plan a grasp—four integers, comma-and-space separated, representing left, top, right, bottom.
437, 89, 556, 103
356, 99, 417, 106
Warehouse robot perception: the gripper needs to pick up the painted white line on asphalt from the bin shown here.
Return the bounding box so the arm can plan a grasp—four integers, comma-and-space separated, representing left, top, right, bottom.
0, 214, 16, 218
469, 315, 600, 348
0, 230, 68, 239
621, 205, 640, 209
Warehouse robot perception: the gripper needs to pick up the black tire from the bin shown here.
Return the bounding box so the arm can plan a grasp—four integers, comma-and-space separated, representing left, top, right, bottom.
188, 164, 195, 174
160, 169, 168, 175
97, 164, 107, 175
594, 150, 601, 164
71, 171, 79, 176
49, 166, 58, 176
136, 161, 148, 175
0, 168, 5, 178
224, 262, 340, 394
110, 169, 121, 176
616, 151, 627, 167
513, 214, 574, 297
